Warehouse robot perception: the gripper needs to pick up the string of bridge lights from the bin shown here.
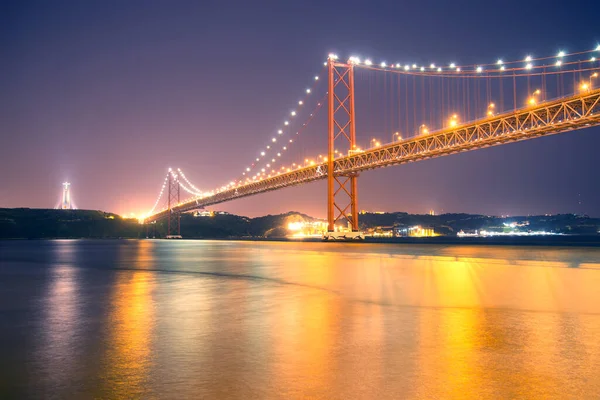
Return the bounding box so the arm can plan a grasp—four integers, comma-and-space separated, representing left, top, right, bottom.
146, 168, 208, 216
330, 44, 599, 76
174, 169, 223, 201
208, 95, 328, 195
176, 175, 202, 197
156, 88, 329, 205
148, 173, 170, 215
241, 77, 321, 179
177, 168, 204, 196
212, 68, 325, 192
240, 94, 327, 184
235, 92, 352, 185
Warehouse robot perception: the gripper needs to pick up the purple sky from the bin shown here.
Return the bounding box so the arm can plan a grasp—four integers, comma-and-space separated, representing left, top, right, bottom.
2, 0, 599, 218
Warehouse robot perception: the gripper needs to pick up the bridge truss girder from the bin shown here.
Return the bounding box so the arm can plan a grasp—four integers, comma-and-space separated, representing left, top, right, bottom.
334, 90, 600, 173
143, 89, 600, 224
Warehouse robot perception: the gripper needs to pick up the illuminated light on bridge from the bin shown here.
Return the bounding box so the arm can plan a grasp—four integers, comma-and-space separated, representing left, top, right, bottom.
141, 44, 600, 239
236, 72, 325, 182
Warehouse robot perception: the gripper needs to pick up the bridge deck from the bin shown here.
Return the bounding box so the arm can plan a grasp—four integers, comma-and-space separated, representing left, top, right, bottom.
144, 89, 600, 223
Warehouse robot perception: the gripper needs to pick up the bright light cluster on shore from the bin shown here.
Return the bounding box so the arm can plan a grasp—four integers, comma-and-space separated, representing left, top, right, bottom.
458, 230, 561, 237
287, 220, 333, 238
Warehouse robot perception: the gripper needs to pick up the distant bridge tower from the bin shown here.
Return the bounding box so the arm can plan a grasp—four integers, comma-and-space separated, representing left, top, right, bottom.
61, 182, 72, 209
167, 170, 181, 238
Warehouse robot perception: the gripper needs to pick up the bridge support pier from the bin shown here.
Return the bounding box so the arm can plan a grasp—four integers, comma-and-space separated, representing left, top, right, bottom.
144, 221, 157, 239
327, 56, 360, 235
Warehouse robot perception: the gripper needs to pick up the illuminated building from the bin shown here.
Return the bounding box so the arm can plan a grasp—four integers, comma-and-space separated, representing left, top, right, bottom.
372, 226, 395, 237
395, 225, 436, 237
194, 210, 214, 217
287, 219, 330, 238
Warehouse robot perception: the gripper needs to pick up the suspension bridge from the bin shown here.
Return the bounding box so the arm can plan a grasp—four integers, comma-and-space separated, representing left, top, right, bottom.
141, 45, 600, 239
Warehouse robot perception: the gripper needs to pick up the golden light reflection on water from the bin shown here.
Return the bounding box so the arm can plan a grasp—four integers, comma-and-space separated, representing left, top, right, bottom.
101, 273, 154, 396
23, 241, 600, 398
239, 243, 600, 398
271, 252, 340, 398
265, 245, 600, 314
98, 243, 155, 398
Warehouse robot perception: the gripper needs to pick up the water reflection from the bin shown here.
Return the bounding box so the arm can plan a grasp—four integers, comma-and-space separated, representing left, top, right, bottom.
98, 244, 155, 398
1, 240, 599, 398
38, 260, 80, 396
272, 255, 340, 398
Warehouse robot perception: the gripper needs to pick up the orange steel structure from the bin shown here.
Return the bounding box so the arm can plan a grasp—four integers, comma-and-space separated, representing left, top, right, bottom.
143, 88, 600, 225
327, 57, 359, 232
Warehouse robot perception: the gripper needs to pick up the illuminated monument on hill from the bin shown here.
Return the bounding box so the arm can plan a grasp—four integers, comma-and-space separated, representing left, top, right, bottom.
59, 182, 75, 210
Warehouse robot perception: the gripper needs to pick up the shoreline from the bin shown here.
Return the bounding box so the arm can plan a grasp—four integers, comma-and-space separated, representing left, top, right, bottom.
2, 235, 600, 247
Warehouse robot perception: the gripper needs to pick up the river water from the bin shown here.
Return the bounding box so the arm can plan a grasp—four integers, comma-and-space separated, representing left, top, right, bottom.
0, 239, 599, 399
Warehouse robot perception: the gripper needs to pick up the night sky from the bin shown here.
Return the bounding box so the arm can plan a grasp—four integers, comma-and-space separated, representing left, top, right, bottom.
2, 0, 599, 218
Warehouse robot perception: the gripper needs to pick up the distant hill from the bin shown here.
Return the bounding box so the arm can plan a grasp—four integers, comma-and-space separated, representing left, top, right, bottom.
0, 209, 320, 239
0, 208, 598, 239
176, 211, 319, 238
0, 208, 141, 239
357, 211, 600, 235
